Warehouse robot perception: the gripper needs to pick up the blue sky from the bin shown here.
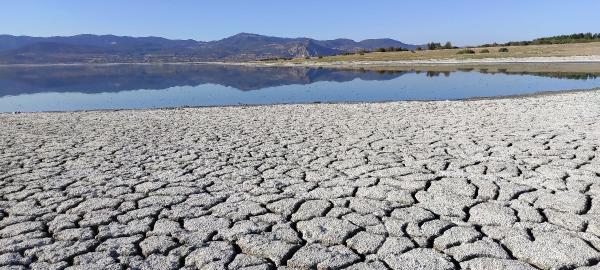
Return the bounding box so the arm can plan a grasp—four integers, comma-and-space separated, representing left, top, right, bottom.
1, 0, 599, 45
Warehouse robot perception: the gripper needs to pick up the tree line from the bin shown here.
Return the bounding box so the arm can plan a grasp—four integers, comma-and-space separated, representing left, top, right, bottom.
480, 32, 600, 47
426, 42, 456, 50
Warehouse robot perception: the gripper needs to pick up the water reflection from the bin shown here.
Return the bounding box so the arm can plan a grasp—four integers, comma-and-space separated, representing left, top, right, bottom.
1, 63, 600, 97
0, 64, 409, 96
0, 63, 600, 112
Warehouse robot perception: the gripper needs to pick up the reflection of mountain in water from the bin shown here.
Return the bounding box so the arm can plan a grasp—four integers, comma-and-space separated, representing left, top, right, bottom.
0, 65, 406, 96
1, 64, 599, 97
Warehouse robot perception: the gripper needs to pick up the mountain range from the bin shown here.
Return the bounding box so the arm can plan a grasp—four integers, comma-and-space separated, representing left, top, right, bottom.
0, 33, 419, 64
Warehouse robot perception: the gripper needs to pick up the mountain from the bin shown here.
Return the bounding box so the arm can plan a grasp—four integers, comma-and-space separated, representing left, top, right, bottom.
316, 38, 419, 51
0, 33, 419, 64
0, 34, 200, 52
191, 33, 344, 61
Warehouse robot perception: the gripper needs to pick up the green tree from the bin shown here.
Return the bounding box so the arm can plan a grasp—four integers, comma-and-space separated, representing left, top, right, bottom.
427, 42, 442, 50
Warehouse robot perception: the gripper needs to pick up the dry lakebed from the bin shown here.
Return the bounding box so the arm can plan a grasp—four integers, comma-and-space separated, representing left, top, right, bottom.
1, 90, 600, 269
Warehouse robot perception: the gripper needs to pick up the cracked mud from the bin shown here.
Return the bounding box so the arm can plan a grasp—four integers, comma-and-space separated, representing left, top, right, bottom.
1, 91, 600, 269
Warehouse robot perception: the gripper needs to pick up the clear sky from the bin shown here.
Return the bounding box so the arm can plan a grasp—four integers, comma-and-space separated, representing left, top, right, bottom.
1, 0, 599, 46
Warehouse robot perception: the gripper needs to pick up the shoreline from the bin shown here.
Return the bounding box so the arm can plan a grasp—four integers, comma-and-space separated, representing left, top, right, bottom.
251, 55, 600, 68
2, 55, 600, 68
3, 87, 599, 115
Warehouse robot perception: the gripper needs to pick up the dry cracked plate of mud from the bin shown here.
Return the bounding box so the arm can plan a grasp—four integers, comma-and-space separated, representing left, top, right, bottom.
1, 91, 600, 269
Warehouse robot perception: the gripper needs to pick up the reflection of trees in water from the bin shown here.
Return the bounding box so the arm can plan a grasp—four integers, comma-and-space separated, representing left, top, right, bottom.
423, 68, 599, 80
474, 68, 599, 80
426, 71, 438, 77
426, 71, 451, 77
499, 71, 599, 80
375, 70, 405, 75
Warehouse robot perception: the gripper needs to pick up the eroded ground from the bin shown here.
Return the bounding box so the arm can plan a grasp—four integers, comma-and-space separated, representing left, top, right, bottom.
1, 91, 600, 269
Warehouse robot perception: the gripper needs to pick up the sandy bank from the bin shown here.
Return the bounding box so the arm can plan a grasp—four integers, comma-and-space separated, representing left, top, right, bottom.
242, 55, 600, 68
1, 55, 600, 68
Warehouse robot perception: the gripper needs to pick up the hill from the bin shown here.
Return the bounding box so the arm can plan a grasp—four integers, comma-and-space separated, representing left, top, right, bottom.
284, 42, 600, 63
0, 33, 419, 64
481, 32, 600, 47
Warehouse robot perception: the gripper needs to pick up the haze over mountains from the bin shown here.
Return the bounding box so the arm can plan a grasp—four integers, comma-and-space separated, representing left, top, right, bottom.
0, 33, 419, 64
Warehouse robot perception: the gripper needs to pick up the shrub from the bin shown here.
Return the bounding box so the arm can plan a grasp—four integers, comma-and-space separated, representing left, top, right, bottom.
499, 48, 509, 53
456, 49, 476, 55
480, 49, 490, 53
416, 47, 423, 51
443, 42, 453, 49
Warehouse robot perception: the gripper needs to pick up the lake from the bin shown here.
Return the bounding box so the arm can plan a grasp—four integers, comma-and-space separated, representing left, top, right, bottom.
1, 63, 600, 112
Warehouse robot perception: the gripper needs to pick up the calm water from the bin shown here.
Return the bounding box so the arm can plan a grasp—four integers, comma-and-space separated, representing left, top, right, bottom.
1, 64, 600, 112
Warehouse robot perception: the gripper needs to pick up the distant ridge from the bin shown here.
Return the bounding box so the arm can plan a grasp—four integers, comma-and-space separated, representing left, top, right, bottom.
0, 33, 420, 64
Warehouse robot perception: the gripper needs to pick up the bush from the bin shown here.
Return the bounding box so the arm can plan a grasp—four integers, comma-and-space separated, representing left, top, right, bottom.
416, 47, 423, 51
456, 49, 476, 55
499, 48, 509, 53
480, 49, 490, 53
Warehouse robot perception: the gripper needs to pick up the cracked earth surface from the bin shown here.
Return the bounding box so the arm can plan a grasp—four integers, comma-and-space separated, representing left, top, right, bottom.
1, 91, 600, 270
